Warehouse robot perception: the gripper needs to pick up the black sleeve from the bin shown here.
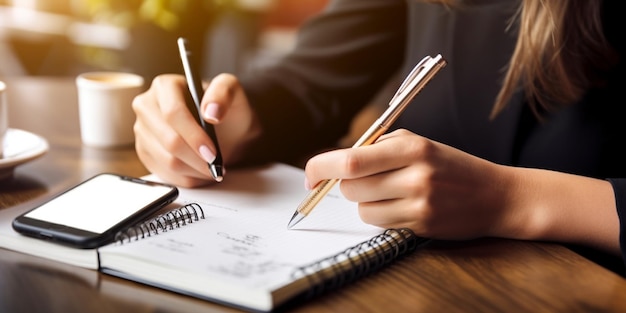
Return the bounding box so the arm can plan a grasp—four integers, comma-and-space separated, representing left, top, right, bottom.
237, 0, 407, 165
607, 178, 626, 275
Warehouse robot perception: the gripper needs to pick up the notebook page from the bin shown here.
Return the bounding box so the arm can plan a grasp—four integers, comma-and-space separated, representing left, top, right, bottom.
99, 164, 384, 290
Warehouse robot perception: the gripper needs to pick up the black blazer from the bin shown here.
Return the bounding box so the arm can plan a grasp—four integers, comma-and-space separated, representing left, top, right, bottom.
240, 0, 626, 272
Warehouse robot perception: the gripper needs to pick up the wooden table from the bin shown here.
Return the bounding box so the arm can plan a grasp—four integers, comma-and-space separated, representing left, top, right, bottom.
1, 76, 626, 313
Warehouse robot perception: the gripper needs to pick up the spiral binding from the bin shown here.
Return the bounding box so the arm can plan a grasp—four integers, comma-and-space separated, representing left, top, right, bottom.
289, 228, 430, 302
114, 203, 205, 244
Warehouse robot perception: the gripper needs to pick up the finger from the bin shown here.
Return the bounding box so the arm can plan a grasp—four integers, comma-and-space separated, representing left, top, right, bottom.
201, 73, 240, 123
152, 75, 219, 165
200, 73, 258, 164
134, 114, 213, 187
339, 164, 430, 203
135, 138, 210, 188
358, 197, 480, 240
134, 113, 210, 179
133, 88, 214, 179
305, 129, 426, 185
357, 198, 427, 232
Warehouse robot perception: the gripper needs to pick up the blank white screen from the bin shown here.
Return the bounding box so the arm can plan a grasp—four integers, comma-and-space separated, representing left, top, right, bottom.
25, 174, 172, 233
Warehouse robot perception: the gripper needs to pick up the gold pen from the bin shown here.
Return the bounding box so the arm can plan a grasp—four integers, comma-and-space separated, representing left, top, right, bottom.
287, 54, 447, 229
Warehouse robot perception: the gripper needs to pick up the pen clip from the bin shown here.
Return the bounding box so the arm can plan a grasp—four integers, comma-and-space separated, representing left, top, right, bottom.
379, 54, 446, 126
389, 55, 431, 105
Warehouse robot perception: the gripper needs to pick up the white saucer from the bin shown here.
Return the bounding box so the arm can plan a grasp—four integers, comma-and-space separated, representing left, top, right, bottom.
0, 128, 49, 180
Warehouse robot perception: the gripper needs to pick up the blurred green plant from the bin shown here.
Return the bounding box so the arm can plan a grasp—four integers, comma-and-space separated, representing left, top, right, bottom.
69, 0, 275, 77
71, 0, 223, 75
73, 0, 219, 32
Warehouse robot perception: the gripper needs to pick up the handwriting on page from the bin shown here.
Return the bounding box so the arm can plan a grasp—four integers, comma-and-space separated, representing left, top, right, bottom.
149, 238, 194, 254
215, 232, 295, 279
143, 226, 296, 284
219, 232, 263, 258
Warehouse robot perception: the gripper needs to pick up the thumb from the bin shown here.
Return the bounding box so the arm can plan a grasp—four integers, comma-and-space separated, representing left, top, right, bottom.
201, 73, 241, 124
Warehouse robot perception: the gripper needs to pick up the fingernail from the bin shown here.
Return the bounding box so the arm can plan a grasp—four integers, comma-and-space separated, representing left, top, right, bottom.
304, 177, 311, 190
203, 102, 219, 122
199, 145, 216, 163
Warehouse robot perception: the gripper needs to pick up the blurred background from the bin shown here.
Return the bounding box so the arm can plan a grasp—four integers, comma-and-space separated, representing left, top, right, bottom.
0, 0, 329, 81
0, 0, 394, 147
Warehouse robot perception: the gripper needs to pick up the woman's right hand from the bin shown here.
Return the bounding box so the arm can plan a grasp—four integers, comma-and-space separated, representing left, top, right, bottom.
133, 73, 260, 187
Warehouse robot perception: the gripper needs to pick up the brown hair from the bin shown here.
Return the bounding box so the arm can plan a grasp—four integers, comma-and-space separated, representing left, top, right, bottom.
427, 0, 616, 118
492, 0, 616, 118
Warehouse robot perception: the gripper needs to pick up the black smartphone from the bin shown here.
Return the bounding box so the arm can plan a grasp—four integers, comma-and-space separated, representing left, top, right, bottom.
12, 173, 178, 249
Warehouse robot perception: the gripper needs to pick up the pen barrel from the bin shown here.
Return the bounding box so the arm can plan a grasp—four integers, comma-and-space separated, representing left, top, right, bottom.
292, 54, 447, 224
296, 178, 339, 216
296, 122, 385, 217
352, 122, 388, 148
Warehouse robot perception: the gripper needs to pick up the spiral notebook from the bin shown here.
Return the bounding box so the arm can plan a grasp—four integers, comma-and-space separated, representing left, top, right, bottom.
97, 163, 428, 312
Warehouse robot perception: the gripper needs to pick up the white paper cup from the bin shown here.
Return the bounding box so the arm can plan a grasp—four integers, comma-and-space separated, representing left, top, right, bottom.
0, 81, 8, 158
76, 72, 144, 148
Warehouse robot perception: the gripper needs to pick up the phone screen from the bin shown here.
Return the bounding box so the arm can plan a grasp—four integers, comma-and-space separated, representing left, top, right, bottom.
13, 173, 178, 248
24, 174, 173, 233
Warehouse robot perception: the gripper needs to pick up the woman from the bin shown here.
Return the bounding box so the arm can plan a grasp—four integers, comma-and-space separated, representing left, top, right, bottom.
132, 0, 626, 274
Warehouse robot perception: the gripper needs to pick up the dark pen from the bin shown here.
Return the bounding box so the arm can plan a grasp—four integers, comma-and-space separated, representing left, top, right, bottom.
177, 37, 224, 182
